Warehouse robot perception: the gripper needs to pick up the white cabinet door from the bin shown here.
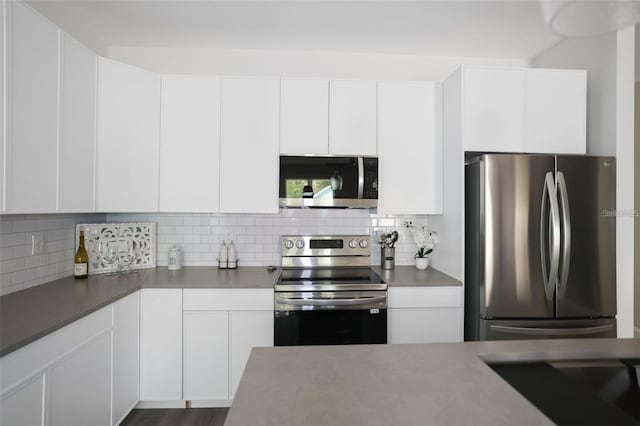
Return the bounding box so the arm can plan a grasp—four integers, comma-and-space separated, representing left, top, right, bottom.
7, 1, 59, 212
140, 289, 182, 401
228, 311, 273, 399
329, 80, 377, 155
183, 311, 229, 401
378, 81, 442, 214
48, 332, 112, 426
0, 375, 45, 426
0, 0, 5, 213
280, 79, 329, 155
96, 58, 160, 212
525, 69, 586, 154
388, 309, 462, 344
160, 75, 220, 212
219, 78, 279, 214
59, 33, 96, 212
463, 67, 525, 152
113, 292, 139, 426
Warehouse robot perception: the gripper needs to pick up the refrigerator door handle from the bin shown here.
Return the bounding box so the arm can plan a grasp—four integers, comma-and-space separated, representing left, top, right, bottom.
557, 171, 571, 299
490, 324, 613, 336
540, 172, 560, 301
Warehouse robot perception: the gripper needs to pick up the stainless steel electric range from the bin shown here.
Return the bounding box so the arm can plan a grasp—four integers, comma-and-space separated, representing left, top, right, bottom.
274, 235, 387, 346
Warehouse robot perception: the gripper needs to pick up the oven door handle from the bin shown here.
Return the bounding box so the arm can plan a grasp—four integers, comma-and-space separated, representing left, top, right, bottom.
275, 295, 386, 306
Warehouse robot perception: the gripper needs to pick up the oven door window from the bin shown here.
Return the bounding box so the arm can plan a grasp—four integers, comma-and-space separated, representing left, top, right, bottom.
274, 309, 387, 346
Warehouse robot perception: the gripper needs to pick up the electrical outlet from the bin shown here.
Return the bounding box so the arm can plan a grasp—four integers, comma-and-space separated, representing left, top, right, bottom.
31, 233, 45, 255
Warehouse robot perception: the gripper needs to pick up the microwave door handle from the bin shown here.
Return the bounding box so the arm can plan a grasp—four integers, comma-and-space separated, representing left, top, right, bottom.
357, 157, 364, 199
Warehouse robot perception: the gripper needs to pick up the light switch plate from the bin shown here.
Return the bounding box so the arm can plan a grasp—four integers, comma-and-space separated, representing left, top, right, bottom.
31, 233, 45, 255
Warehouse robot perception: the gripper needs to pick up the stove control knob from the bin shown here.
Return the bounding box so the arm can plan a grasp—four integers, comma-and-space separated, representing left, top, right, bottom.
348, 239, 357, 248
284, 240, 294, 249
359, 240, 368, 248
295, 240, 305, 249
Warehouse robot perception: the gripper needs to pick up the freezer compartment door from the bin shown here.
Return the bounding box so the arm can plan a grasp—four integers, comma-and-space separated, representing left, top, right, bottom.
556, 156, 616, 318
480, 318, 616, 341
470, 154, 556, 318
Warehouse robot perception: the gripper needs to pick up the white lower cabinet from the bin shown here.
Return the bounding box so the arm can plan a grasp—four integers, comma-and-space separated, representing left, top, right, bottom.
229, 311, 274, 399
183, 311, 229, 401
388, 287, 463, 344
113, 292, 140, 425
182, 289, 274, 405
48, 332, 112, 426
0, 305, 114, 426
0, 375, 45, 426
140, 289, 183, 401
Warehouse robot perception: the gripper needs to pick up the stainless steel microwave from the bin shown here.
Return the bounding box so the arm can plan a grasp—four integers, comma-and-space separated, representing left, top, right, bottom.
279, 156, 378, 208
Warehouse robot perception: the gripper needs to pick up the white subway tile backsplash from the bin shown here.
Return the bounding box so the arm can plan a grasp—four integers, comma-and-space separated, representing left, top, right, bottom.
25, 254, 47, 269
106, 211, 431, 268
36, 264, 57, 279
1, 233, 27, 248
12, 220, 37, 233
2, 258, 26, 274
0, 213, 106, 295
13, 268, 36, 284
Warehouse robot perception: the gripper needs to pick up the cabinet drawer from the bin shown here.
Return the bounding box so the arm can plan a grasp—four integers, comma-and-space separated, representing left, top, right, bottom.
388, 287, 462, 309
183, 289, 274, 311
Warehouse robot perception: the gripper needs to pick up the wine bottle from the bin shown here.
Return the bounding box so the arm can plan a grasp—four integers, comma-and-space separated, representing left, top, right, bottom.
74, 230, 89, 279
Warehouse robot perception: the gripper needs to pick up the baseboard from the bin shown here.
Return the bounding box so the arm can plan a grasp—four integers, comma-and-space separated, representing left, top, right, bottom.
634, 326, 640, 338
135, 400, 232, 409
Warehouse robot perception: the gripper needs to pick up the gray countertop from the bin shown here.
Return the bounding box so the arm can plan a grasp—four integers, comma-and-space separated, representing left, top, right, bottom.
372, 265, 461, 287
225, 338, 640, 426
1, 265, 455, 357
0, 266, 279, 357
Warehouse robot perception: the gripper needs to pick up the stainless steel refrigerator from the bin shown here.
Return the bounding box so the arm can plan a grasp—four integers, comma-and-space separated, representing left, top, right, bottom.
464, 154, 617, 341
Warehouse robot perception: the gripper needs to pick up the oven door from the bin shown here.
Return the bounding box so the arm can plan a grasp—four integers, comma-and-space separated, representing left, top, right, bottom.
274, 291, 387, 346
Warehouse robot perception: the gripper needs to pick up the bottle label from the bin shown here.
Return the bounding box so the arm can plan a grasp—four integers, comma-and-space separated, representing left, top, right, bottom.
74, 263, 88, 276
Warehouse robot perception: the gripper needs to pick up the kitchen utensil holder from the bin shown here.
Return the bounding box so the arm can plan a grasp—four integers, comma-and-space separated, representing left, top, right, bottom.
381, 247, 395, 270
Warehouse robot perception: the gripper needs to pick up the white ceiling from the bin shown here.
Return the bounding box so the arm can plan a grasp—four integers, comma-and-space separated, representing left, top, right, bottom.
27, 0, 562, 59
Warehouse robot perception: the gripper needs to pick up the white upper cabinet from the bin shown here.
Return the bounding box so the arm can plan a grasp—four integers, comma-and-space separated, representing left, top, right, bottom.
96, 57, 160, 212
525, 69, 586, 154
329, 80, 377, 156
59, 34, 97, 213
462, 67, 526, 153
460, 66, 586, 154
0, 0, 5, 213
7, 1, 59, 212
378, 81, 443, 215
219, 78, 280, 214
160, 75, 220, 213
280, 78, 329, 155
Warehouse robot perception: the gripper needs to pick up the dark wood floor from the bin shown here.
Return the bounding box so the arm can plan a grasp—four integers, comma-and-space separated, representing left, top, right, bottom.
120, 408, 229, 426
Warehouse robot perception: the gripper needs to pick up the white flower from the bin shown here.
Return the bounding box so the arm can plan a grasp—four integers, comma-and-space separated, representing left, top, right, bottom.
405, 221, 438, 251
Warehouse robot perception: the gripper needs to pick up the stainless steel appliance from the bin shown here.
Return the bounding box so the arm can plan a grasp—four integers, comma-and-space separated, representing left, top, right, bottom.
465, 154, 617, 341
279, 156, 378, 208
274, 235, 387, 346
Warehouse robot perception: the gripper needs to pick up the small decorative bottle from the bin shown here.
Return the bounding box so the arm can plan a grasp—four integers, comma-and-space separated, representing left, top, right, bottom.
227, 240, 237, 269
218, 241, 228, 269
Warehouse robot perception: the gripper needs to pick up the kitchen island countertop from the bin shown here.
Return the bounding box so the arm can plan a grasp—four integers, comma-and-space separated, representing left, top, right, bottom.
225, 338, 640, 426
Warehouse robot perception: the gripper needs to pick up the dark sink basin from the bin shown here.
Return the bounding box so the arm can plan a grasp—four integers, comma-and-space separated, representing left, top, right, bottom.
489, 359, 640, 425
